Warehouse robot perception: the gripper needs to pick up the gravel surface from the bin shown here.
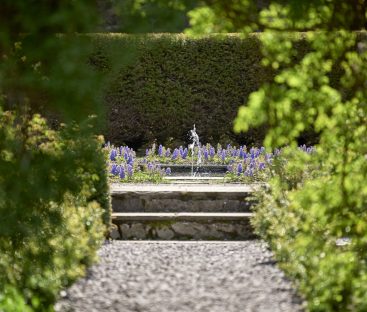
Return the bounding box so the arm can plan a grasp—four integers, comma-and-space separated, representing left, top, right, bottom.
56, 240, 304, 312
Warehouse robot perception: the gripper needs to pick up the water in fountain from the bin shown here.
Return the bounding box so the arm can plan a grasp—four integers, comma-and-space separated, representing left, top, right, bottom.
189, 125, 202, 177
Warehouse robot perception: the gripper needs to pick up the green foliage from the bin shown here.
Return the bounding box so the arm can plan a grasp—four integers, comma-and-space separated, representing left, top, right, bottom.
110, 171, 165, 184
0, 113, 107, 310
184, 1, 367, 311
0, 1, 111, 310
252, 148, 367, 311
91, 33, 280, 149
103, 0, 198, 33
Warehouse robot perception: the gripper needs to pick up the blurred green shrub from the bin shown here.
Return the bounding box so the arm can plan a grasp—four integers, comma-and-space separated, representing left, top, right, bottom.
0, 1, 111, 310
252, 147, 367, 311
0, 112, 108, 311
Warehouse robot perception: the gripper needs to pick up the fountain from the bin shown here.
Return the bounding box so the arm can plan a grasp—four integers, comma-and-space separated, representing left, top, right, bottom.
189, 124, 202, 177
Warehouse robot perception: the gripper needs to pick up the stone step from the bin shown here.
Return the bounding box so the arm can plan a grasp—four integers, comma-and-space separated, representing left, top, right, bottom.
164, 176, 226, 183
110, 183, 258, 213
111, 212, 255, 240
139, 163, 229, 173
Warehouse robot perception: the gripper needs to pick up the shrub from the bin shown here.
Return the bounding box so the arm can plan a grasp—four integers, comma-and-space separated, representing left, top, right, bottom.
0, 112, 108, 310
252, 147, 367, 311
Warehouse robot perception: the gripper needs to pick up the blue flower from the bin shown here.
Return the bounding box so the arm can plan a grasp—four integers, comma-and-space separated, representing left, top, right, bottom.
146, 149, 150, 156
182, 148, 188, 159
244, 169, 253, 177
165, 167, 172, 175
209, 147, 215, 158
221, 149, 226, 162
172, 148, 179, 160
127, 155, 134, 165
258, 162, 266, 170
165, 148, 171, 157
204, 149, 209, 160
119, 166, 125, 179
239, 147, 244, 158
237, 163, 243, 175
110, 164, 118, 175
127, 164, 133, 177
147, 162, 154, 171
158, 145, 163, 157
109, 149, 117, 161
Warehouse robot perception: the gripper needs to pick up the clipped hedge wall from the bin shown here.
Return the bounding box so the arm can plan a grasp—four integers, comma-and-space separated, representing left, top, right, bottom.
90, 33, 279, 150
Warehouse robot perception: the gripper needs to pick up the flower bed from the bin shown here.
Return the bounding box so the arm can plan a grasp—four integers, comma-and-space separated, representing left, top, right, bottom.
104, 143, 315, 183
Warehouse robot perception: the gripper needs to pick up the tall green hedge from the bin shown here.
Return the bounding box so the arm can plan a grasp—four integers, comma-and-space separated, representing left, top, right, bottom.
90, 33, 279, 150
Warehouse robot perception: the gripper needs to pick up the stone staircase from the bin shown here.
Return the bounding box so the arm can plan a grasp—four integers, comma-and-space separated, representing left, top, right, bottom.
110, 183, 258, 240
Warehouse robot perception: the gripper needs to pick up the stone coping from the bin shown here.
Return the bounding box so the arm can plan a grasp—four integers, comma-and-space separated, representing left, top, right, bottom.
110, 183, 261, 194
112, 212, 253, 221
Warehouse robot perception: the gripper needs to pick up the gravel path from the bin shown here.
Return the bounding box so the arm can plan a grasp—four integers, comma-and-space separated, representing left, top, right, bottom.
56, 240, 304, 312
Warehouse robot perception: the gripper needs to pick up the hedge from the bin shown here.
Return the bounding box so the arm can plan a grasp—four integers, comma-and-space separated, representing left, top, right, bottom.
88, 33, 334, 151
89, 34, 272, 150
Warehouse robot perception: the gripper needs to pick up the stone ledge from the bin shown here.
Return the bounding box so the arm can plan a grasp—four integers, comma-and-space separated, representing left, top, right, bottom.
110, 183, 261, 194
112, 212, 253, 221
111, 220, 255, 240
111, 183, 259, 213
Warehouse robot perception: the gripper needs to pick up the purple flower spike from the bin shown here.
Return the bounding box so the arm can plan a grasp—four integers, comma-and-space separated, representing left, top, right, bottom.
109, 149, 117, 161
127, 164, 133, 177
209, 147, 215, 158
243, 152, 247, 160
146, 149, 150, 156
127, 155, 134, 165
221, 149, 226, 162
172, 148, 179, 160
204, 149, 209, 160
165, 148, 171, 157
182, 148, 188, 159
119, 166, 125, 179
239, 147, 244, 158
179, 146, 184, 157
158, 145, 163, 157
147, 162, 154, 171
165, 167, 172, 175
244, 169, 254, 177
110, 164, 118, 175
259, 162, 266, 170
237, 163, 243, 175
